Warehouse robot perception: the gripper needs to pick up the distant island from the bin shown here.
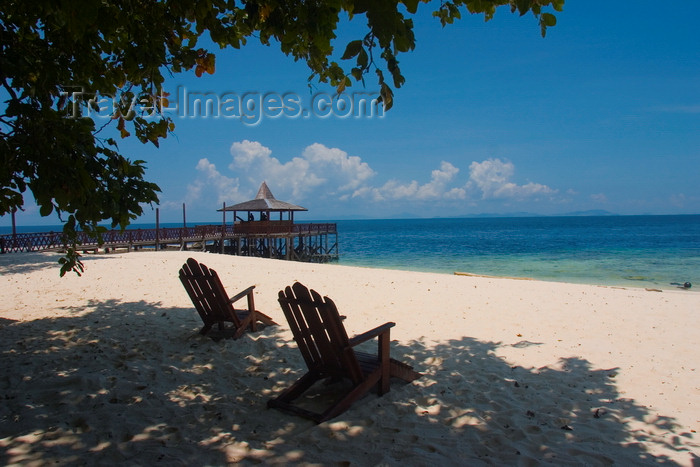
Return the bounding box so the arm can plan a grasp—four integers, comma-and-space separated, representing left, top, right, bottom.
456, 210, 617, 219
328, 210, 619, 220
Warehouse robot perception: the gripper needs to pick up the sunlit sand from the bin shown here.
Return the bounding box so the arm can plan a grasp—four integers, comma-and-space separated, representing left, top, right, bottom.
1, 251, 698, 465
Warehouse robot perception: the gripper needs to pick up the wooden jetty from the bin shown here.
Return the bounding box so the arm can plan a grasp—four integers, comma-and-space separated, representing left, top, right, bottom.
0, 225, 232, 254
214, 182, 338, 262
0, 183, 339, 263
206, 220, 338, 262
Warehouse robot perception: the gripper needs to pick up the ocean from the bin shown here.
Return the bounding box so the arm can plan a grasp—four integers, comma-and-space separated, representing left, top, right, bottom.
2, 215, 699, 290
334, 215, 700, 290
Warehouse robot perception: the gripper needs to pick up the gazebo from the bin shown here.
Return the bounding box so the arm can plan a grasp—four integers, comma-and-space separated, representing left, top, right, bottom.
212, 182, 337, 262
218, 181, 307, 223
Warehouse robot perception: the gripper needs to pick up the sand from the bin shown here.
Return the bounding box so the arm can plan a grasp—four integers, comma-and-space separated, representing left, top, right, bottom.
0, 250, 698, 466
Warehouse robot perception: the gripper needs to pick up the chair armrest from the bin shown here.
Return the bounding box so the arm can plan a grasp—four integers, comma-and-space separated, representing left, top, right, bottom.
348, 322, 395, 347
229, 285, 256, 303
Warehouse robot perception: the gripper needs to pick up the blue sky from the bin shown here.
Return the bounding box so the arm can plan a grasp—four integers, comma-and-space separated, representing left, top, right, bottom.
5, 1, 700, 227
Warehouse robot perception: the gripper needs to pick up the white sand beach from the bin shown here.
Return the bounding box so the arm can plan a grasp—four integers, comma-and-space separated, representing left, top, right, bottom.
1, 250, 698, 465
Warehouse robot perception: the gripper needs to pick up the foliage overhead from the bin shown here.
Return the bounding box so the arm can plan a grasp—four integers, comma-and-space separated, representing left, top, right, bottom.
0, 0, 563, 275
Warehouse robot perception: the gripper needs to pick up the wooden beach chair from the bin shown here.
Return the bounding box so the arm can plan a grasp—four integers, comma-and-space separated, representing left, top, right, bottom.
268, 282, 421, 423
178, 257, 276, 339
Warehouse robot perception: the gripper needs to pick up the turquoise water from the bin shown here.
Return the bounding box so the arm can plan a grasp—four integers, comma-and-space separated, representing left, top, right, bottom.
3, 215, 699, 289
334, 216, 700, 290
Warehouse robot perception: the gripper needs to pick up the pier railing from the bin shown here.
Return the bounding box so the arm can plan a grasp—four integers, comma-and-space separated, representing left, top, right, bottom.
0, 223, 336, 254
0, 225, 236, 254
233, 221, 337, 236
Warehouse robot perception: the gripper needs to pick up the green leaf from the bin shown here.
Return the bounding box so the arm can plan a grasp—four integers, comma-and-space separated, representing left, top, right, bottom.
515, 0, 530, 16
341, 40, 363, 60
379, 82, 393, 111
393, 34, 411, 53
542, 13, 557, 27
39, 203, 53, 217
357, 48, 368, 68
403, 0, 419, 14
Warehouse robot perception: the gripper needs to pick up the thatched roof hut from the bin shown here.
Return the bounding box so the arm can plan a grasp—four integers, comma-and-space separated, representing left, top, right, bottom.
218, 182, 307, 221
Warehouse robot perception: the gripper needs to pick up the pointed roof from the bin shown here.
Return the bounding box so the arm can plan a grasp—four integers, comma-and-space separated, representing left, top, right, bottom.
219, 182, 307, 212
255, 181, 275, 200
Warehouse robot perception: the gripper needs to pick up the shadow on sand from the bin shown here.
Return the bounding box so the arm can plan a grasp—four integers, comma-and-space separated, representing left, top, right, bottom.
0, 251, 125, 275
0, 297, 697, 465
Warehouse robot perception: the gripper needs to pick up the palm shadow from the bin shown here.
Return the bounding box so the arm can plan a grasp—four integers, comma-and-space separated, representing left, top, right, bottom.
0, 298, 697, 465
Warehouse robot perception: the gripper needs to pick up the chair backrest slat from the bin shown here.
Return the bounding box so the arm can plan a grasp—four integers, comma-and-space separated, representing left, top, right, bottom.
279, 287, 322, 368
278, 282, 364, 383
315, 292, 363, 382
179, 258, 241, 328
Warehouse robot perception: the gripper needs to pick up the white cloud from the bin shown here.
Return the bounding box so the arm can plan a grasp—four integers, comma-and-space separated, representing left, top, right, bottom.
229, 140, 272, 167
467, 159, 556, 200
354, 161, 465, 201
187, 158, 241, 204
591, 193, 608, 203
302, 143, 375, 192
228, 140, 375, 199
657, 104, 700, 114
669, 193, 687, 208
188, 143, 559, 213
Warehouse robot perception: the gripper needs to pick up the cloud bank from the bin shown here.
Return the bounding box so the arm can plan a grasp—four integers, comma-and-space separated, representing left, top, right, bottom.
229, 140, 375, 199
467, 159, 556, 200
187, 140, 559, 215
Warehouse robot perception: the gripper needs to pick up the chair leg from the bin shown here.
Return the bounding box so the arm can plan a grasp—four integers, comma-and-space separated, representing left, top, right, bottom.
378, 332, 391, 395
247, 292, 257, 332
232, 322, 247, 340
268, 371, 320, 411
389, 359, 422, 382
319, 373, 383, 422
253, 310, 276, 326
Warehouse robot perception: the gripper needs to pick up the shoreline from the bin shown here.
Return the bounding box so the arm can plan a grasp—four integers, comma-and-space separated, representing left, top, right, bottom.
1, 251, 699, 465
339, 257, 697, 292
7, 245, 693, 292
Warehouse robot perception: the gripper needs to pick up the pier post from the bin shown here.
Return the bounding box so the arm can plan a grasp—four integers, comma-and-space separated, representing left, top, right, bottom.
221, 202, 226, 254
155, 208, 160, 250
180, 203, 187, 251
11, 209, 17, 251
